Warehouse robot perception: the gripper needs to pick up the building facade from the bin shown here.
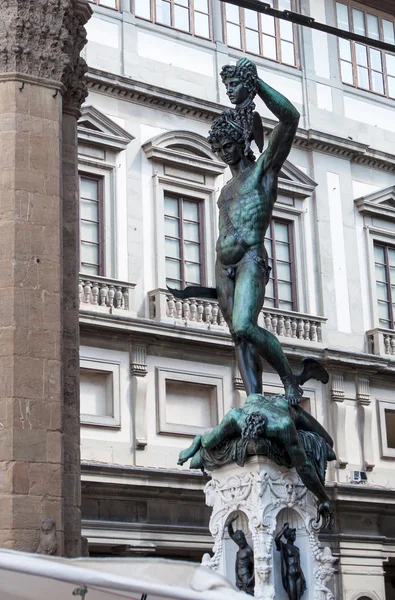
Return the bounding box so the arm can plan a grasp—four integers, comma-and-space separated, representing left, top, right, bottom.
79, 0, 395, 597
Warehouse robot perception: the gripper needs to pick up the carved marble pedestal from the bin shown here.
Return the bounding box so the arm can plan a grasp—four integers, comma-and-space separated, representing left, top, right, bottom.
203, 456, 335, 600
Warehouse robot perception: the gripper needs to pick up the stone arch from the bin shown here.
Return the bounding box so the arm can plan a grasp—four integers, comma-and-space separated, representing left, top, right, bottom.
350, 592, 381, 600
143, 129, 219, 161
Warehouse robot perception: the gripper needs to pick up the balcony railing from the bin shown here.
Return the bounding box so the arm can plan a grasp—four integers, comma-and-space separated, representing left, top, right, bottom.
79, 275, 135, 314
148, 289, 326, 343
367, 328, 395, 357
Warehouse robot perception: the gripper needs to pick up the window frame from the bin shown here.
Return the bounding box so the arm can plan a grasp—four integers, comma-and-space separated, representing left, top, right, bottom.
89, 0, 120, 10
164, 193, 206, 290
377, 398, 395, 458
336, 0, 395, 99
373, 241, 395, 330
79, 172, 105, 278
265, 217, 297, 312
80, 356, 121, 428
131, 0, 213, 40
221, 0, 299, 68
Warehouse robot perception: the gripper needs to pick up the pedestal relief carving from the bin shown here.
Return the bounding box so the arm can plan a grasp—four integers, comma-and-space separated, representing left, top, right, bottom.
204, 458, 336, 600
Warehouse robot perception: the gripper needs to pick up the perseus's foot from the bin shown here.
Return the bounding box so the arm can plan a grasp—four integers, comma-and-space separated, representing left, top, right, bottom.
282, 375, 303, 406
177, 435, 202, 465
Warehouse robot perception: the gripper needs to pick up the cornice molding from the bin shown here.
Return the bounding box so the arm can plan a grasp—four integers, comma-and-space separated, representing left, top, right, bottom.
78, 104, 134, 150
355, 185, 395, 222
87, 68, 395, 172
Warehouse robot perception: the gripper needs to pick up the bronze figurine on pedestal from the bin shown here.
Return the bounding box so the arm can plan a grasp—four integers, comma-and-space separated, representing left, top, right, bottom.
275, 523, 306, 600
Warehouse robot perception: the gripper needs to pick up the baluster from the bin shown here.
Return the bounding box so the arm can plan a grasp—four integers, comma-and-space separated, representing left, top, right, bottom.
264, 312, 271, 332
78, 280, 83, 307
183, 299, 190, 323
107, 285, 115, 308
91, 282, 99, 306
317, 322, 323, 343
204, 301, 213, 326
284, 316, 291, 337
99, 284, 108, 307
189, 299, 197, 322
310, 321, 317, 342
297, 319, 304, 339
115, 286, 123, 309
174, 299, 182, 319
83, 281, 92, 304
212, 302, 219, 326
197, 300, 204, 323
384, 334, 390, 354
304, 320, 310, 340
272, 314, 278, 335
167, 295, 175, 318
277, 314, 284, 337
291, 318, 297, 338
218, 308, 225, 327
390, 336, 395, 355
123, 287, 129, 310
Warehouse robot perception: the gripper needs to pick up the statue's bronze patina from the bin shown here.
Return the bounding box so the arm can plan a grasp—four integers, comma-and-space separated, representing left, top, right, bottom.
275, 523, 306, 600
225, 514, 255, 596
175, 58, 335, 528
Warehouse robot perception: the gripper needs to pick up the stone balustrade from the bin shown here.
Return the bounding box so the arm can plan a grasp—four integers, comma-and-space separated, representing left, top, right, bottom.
148, 288, 326, 343
79, 275, 135, 314
367, 328, 395, 356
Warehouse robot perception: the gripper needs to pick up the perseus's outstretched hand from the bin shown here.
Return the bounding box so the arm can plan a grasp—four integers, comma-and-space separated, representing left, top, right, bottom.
316, 501, 335, 530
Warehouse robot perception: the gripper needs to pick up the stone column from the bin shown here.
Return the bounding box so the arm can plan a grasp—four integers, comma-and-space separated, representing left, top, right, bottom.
0, 0, 91, 555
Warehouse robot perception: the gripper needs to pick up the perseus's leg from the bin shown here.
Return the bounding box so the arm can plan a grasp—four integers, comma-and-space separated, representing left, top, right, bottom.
231, 258, 302, 405
216, 262, 262, 395
178, 435, 202, 465
294, 406, 334, 447
201, 409, 243, 450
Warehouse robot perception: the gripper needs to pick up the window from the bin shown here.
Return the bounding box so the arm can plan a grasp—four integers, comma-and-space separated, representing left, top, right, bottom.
90, 0, 119, 8
80, 174, 104, 276
378, 399, 395, 458
336, 2, 395, 98
374, 242, 395, 329
265, 219, 296, 311
80, 357, 121, 427
222, 0, 298, 67
164, 194, 205, 290
133, 0, 211, 39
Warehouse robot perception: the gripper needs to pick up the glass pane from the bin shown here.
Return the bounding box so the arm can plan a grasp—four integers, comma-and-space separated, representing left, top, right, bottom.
263, 35, 277, 60
175, 0, 188, 6
372, 70, 384, 95
81, 264, 99, 276
377, 282, 389, 302
376, 264, 387, 282
388, 76, 395, 99
185, 262, 201, 283
166, 278, 180, 289
265, 297, 275, 308
336, 3, 349, 31
278, 0, 291, 9
352, 9, 365, 36
281, 41, 295, 65
261, 14, 275, 36
80, 178, 98, 200
135, 0, 151, 19
357, 66, 369, 90
383, 20, 395, 44
374, 245, 385, 263
389, 248, 395, 266
227, 23, 241, 48
265, 278, 274, 299
184, 241, 200, 262
226, 4, 240, 24
99, 0, 117, 7
81, 221, 99, 243
264, 239, 272, 259
246, 29, 260, 54
194, 12, 209, 37
378, 300, 390, 320
367, 14, 379, 40
165, 217, 179, 237
340, 60, 353, 84
156, 0, 171, 25
166, 258, 181, 279
370, 48, 382, 72
164, 196, 179, 217
174, 5, 189, 30
280, 20, 294, 42
385, 410, 395, 448
245, 9, 258, 30
278, 281, 292, 302
355, 44, 368, 67
81, 199, 98, 221
183, 201, 199, 221
194, 0, 207, 12
339, 38, 351, 61
274, 221, 289, 243
386, 54, 395, 77
277, 262, 291, 281
275, 241, 290, 261
379, 318, 391, 329
81, 242, 99, 265
184, 221, 199, 242
165, 238, 180, 259
279, 300, 293, 311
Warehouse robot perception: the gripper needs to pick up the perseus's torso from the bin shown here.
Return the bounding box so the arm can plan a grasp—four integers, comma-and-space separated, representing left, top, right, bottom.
216, 164, 277, 266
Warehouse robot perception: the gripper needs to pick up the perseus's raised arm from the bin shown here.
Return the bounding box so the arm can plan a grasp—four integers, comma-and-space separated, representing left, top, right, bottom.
256, 78, 300, 176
